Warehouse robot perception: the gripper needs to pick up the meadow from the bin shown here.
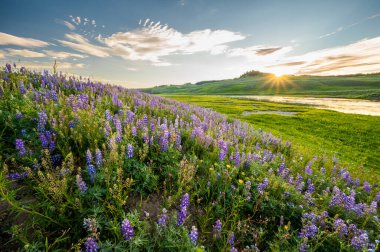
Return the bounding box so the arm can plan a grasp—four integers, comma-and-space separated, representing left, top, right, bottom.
145, 73, 380, 101
0, 64, 379, 251
163, 95, 380, 174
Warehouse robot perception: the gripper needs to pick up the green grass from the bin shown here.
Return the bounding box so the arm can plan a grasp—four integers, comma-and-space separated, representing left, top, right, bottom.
163, 95, 380, 174
146, 74, 380, 100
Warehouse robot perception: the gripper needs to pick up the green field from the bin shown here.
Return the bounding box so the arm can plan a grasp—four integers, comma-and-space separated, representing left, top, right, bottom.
163, 95, 380, 174
146, 74, 380, 100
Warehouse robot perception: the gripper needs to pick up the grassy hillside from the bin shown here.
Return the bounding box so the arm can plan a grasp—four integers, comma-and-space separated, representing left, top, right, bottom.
146, 74, 380, 100
1, 65, 379, 251
163, 95, 380, 172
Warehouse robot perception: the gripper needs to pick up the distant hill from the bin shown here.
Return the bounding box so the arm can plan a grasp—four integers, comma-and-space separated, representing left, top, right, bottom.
143, 72, 380, 100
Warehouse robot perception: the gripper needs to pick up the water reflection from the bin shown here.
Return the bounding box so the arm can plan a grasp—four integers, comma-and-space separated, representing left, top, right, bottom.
233, 96, 380, 116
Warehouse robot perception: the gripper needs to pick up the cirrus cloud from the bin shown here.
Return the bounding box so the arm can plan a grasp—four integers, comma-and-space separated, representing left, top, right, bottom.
0, 32, 49, 47
7, 49, 46, 58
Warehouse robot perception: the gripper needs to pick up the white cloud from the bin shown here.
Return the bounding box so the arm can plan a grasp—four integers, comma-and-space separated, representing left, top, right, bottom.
0, 32, 49, 47
58, 33, 110, 57
100, 20, 245, 64
59, 21, 245, 66
267, 36, 380, 75
127, 67, 138, 71
63, 21, 76, 31
43, 50, 86, 59
7, 49, 46, 58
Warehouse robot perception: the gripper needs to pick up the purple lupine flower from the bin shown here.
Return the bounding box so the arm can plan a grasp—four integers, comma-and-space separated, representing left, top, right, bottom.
121, 219, 134, 241
177, 193, 190, 226
300, 242, 308, 252
333, 218, 348, 236
349, 224, 358, 234
87, 164, 96, 182
257, 178, 269, 194
305, 162, 312, 176
21, 129, 27, 136
126, 144, 133, 158
363, 181, 372, 193
39, 133, 49, 149
76, 175, 88, 193
15, 139, 27, 157
86, 150, 93, 165
229, 247, 238, 252
84, 237, 99, 252
299, 224, 318, 238
7, 172, 27, 180
161, 129, 169, 152
320, 167, 326, 174
69, 121, 75, 128
376, 191, 380, 202
228, 232, 235, 246
15, 112, 23, 119
95, 149, 103, 167
189, 226, 198, 245
105, 110, 112, 121
234, 148, 240, 166
350, 231, 369, 250
157, 208, 168, 227
131, 126, 137, 137
5, 63, 12, 73
306, 180, 315, 194
213, 219, 222, 238
37, 111, 48, 132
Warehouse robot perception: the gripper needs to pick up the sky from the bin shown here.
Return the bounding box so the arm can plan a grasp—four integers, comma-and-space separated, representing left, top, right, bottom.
0, 0, 380, 88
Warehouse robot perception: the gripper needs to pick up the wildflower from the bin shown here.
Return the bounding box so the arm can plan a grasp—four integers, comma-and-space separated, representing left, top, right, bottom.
363, 181, 372, 193
177, 193, 190, 226
160, 129, 169, 152
86, 149, 93, 165
15, 112, 23, 119
76, 175, 88, 193
228, 232, 235, 246
121, 219, 134, 241
213, 219, 222, 238
350, 231, 369, 250
37, 111, 48, 132
305, 162, 312, 176
84, 237, 99, 252
299, 223, 318, 238
230, 247, 238, 252
95, 149, 103, 167
126, 144, 133, 158
300, 242, 308, 252
189, 226, 198, 245
15, 139, 27, 157
257, 178, 269, 194
226, 164, 231, 169
7, 172, 27, 180
238, 179, 244, 185
158, 208, 168, 227
88, 164, 96, 182
333, 218, 348, 236
105, 110, 112, 121
69, 121, 75, 128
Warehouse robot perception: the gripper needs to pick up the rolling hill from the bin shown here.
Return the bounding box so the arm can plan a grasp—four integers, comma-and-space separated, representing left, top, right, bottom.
144, 72, 380, 100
